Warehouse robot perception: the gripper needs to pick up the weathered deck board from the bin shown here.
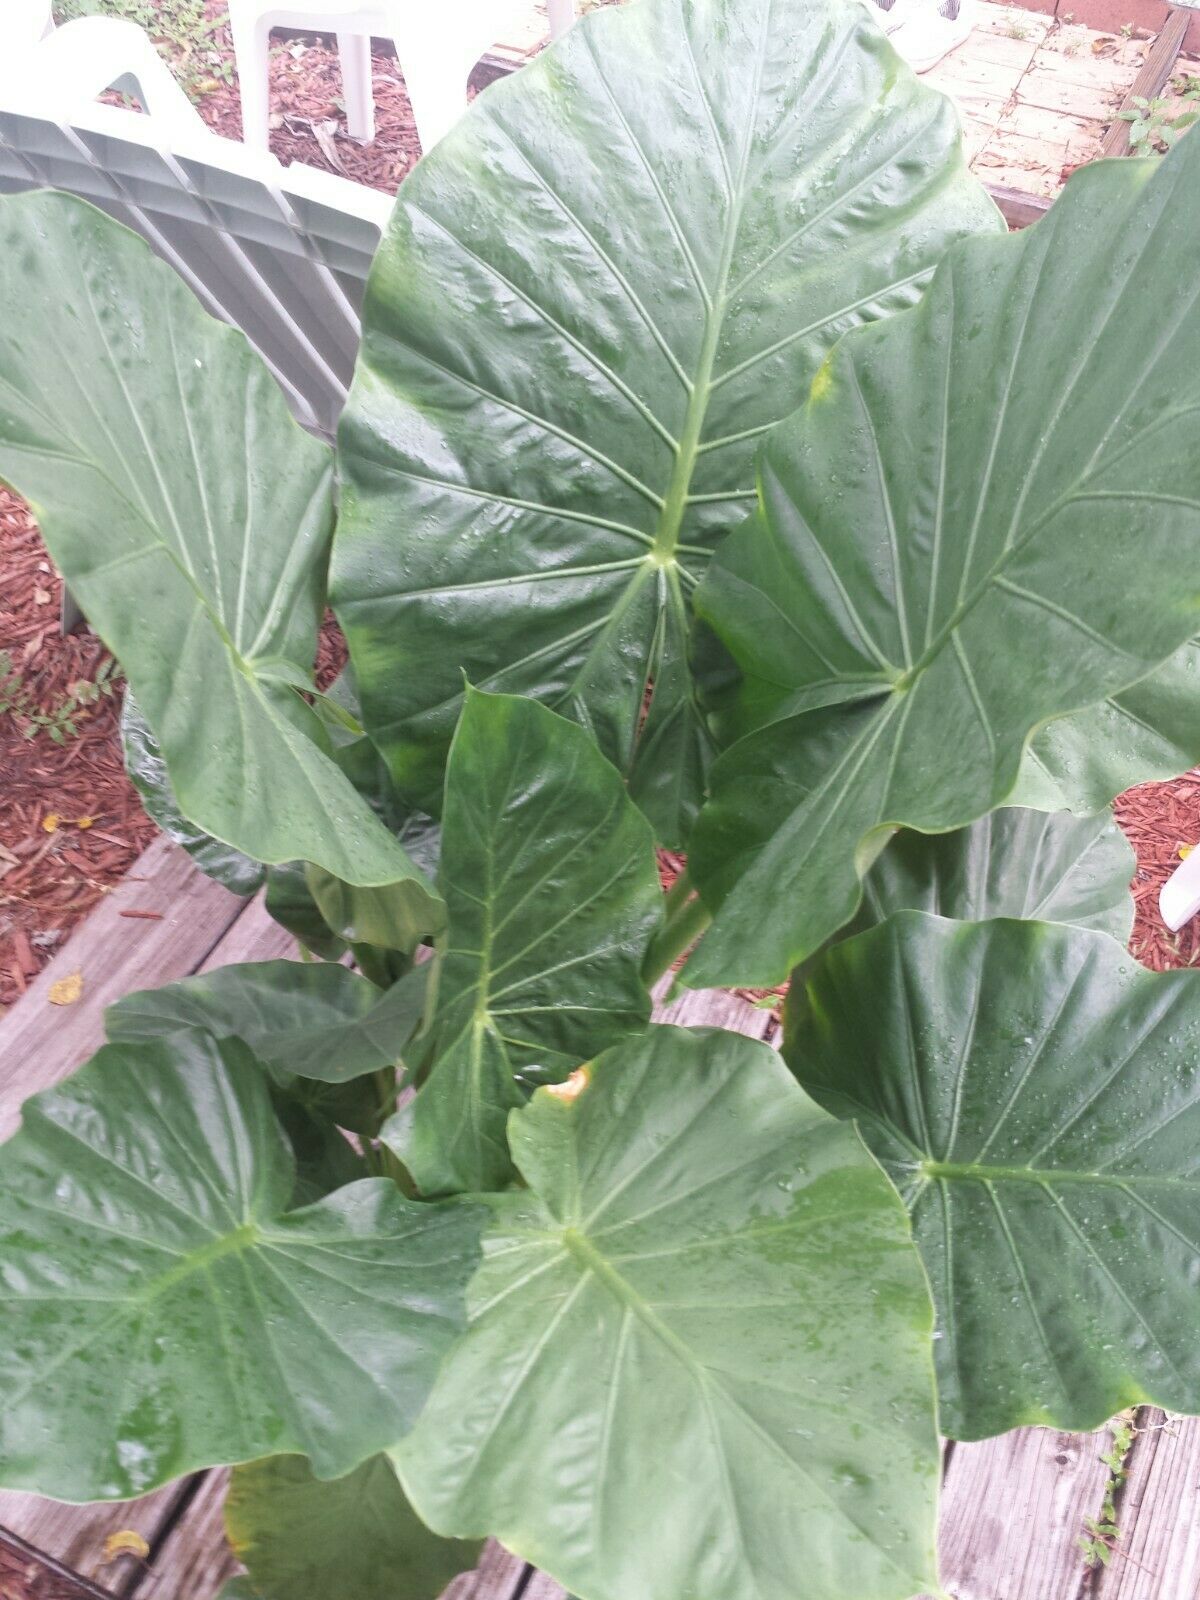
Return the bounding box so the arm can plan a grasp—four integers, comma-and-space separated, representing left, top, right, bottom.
0, 836, 249, 1138
123, 1472, 236, 1600
0, 1482, 187, 1592
936, 1426, 1112, 1598
1098, 1411, 1200, 1598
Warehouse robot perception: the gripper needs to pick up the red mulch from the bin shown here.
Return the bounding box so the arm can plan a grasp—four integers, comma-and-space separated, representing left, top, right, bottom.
1115, 778, 1200, 970
0, 488, 156, 1009
190, 2, 428, 190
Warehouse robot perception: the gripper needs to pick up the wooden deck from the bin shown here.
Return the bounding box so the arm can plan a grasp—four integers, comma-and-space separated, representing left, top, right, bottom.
3, 838, 1199, 1597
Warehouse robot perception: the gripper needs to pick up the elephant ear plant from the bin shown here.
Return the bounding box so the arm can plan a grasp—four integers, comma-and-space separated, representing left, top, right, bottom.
3, 0, 1200, 1595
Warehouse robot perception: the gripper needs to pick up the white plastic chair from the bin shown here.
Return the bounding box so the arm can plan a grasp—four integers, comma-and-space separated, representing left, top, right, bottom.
228, 0, 576, 156
0, 0, 55, 50
0, 13, 394, 626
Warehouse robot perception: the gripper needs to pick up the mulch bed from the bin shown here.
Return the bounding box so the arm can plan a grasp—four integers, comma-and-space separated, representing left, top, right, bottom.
3, 6, 1200, 1005
0, 489, 156, 1009
191, 1, 426, 190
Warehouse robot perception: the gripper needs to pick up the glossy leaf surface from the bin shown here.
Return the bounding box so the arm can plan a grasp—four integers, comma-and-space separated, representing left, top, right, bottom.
333, 0, 999, 844
0, 189, 429, 894
688, 138, 1200, 986
396, 1026, 940, 1600
122, 694, 264, 897
789, 913, 1200, 1439
1017, 638, 1200, 810
106, 960, 429, 1084
387, 689, 660, 1193
0, 1033, 481, 1499
226, 1454, 481, 1600
857, 807, 1135, 941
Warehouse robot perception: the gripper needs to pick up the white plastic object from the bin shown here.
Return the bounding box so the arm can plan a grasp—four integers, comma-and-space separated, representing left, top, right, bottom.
891, 0, 975, 73
869, 0, 918, 37
0, 0, 54, 50
0, 17, 212, 143
1160, 848, 1200, 932
228, 0, 577, 157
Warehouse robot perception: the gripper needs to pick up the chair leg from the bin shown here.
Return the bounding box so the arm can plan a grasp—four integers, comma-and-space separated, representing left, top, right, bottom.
546, 0, 575, 39
337, 31, 375, 143
399, 53, 472, 154
231, 10, 273, 149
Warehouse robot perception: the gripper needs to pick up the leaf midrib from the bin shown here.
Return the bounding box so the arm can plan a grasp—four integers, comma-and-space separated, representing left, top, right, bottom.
922, 1157, 1200, 1191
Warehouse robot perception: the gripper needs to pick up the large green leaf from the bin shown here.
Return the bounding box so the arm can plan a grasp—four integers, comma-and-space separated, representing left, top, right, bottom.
333, 0, 999, 846
395, 1026, 940, 1600
856, 806, 1135, 941
687, 138, 1200, 988
788, 912, 1200, 1440
0, 189, 431, 895
1016, 637, 1200, 810
0, 1033, 482, 1500
386, 689, 660, 1194
105, 960, 429, 1084
122, 694, 265, 898
226, 1454, 481, 1600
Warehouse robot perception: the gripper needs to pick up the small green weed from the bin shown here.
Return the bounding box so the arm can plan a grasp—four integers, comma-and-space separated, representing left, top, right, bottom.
51, 0, 234, 95
1120, 76, 1200, 156
0, 649, 122, 745
1077, 1413, 1136, 1568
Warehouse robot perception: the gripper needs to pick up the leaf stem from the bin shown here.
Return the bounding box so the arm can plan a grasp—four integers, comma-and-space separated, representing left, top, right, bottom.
641, 878, 713, 989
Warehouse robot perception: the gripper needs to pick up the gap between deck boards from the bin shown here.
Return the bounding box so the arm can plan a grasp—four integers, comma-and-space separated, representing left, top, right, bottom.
2, 838, 1198, 1598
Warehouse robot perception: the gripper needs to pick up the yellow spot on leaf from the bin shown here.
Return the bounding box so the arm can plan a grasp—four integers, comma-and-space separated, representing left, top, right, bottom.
101, 1530, 150, 1563
48, 972, 83, 1006
1180, 843, 1193, 861
41, 813, 60, 833
546, 1066, 591, 1102
809, 357, 834, 404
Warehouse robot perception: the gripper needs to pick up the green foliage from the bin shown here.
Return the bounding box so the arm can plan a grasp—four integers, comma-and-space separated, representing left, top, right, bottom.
226, 1454, 481, 1600
1119, 76, 1200, 156
396, 1027, 941, 1600
333, 0, 999, 846
685, 142, 1200, 988
789, 914, 1200, 1438
3, 0, 1200, 1595
1078, 1414, 1136, 1568
0, 647, 120, 744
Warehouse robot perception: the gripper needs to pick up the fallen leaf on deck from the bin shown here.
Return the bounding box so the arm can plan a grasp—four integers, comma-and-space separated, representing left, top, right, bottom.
48, 971, 83, 1006
100, 1531, 150, 1563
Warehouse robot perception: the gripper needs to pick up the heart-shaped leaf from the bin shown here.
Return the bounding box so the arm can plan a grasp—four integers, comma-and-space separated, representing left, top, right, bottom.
226, 1454, 481, 1600
395, 1025, 940, 1600
0, 189, 431, 895
386, 688, 661, 1194
0, 1032, 482, 1499
333, 0, 999, 846
106, 960, 429, 1084
788, 913, 1200, 1439
688, 138, 1200, 987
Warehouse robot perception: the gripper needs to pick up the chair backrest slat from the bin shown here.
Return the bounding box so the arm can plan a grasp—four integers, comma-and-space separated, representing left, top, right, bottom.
0, 109, 392, 442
